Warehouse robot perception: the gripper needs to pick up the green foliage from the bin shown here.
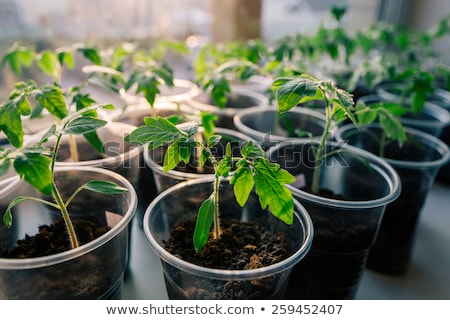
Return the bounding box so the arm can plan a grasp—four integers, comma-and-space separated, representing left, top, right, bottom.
81, 180, 128, 194
0, 43, 114, 156
1, 42, 102, 81
0, 42, 34, 75
273, 74, 406, 194
14, 151, 53, 195
126, 117, 295, 252
0, 75, 127, 249
193, 40, 269, 108
355, 101, 407, 146
82, 40, 188, 108
193, 195, 215, 253
0, 86, 32, 148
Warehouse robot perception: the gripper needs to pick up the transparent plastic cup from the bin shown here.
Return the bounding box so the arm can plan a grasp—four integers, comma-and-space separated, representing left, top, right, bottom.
0, 166, 137, 299
267, 139, 401, 299
143, 177, 313, 299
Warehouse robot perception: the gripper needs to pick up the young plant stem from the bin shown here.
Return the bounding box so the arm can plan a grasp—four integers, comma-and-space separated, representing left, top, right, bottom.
212, 176, 220, 240
151, 105, 158, 119
196, 132, 205, 173
379, 133, 388, 158
51, 182, 79, 249
51, 130, 79, 249
311, 90, 331, 194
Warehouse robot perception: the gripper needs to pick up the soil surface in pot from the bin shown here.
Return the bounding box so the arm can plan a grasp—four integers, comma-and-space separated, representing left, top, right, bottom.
0, 219, 109, 258
165, 218, 287, 269
163, 218, 289, 299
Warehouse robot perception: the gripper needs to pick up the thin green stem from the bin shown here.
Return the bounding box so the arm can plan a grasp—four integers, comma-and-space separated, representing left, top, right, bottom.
64, 185, 86, 208
6, 196, 61, 212
51, 131, 79, 249
51, 183, 79, 248
213, 176, 220, 240
195, 132, 205, 173
311, 89, 331, 194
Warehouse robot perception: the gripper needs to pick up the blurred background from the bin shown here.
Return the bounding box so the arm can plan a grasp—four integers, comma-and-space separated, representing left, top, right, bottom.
0, 0, 448, 56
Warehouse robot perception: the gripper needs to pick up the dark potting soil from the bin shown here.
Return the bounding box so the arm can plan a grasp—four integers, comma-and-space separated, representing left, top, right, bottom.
0, 219, 109, 258
164, 218, 288, 270
162, 218, 289, 299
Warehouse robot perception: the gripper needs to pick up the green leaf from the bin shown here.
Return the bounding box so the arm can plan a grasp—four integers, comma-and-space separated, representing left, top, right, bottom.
163, 135, 195, 172
176, 121, 198, 137
72, 92, 97, 114
0, 96, 32, 148
3, 196, 31, 228
1, 42, 34, 75
200, 149, 210, 167
370, 101, 407, 116
378, 111, 408, 147
201, 112, 218, 139
127, 73, 162, 106
193, 195, 215, 253
331, 5, 347, 22
209, 77, 231, 108
253, 158, 295, 225
166, 115, 180, 125
77, 47, 102, 65
20, 146, 52, 154
125, 117, 185, 148
14, 153, 52, 195
154, 63, 174, 87
82, 180, 128, 194
411, 90, 427, 114
0, 155, 11, 176
163, 138, 183, 172
57, 49, 75, 69
274, 76, 321, 113
356, 102, 378, 125
225, 142, 232, 157
83, 130, 105, 154
62, 116, 107, 135
241, 140, 265, 158
206, 134, 221, 148
178, 138, 193, 163
37, 50, 61, 79
34, 124, 57, 147
215, 156, 232, 178
230, 165, 254, 207
35, 85, 68, 120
